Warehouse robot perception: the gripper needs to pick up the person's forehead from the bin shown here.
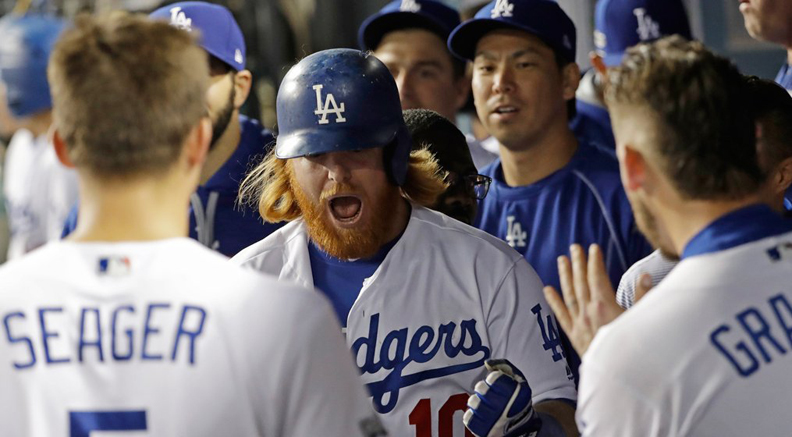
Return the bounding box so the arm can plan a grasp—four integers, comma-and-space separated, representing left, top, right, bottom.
474, 29, 553, 58
376, 28, 454, 60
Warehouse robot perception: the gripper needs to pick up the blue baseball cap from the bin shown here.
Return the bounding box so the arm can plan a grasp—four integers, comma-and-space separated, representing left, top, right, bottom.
595, 0, 691, 67
448, 0, 576, 63
150, 1, 246, 71
358, 0, 461, 51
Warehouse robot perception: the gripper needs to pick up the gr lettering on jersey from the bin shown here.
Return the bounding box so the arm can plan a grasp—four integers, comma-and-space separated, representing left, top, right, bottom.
710, 292, 792, 377
352, 313, 491, 414
3, 303, 207, 369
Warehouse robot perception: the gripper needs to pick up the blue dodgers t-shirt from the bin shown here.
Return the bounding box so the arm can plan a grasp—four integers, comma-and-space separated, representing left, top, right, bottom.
309, 235, 402, 328
475, 142, 652, 292
570, 100, 615, 150
62, 115, 283, 257
475, 142, 652, 383
188, 115, 283, 257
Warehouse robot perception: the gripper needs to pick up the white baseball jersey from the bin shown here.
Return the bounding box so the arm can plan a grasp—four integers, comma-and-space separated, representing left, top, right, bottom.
615, 249, 678, 309
232, 205, 577, 436
578, 229, 792, 436
0, 238, 380, 437
3, 129, 78, 259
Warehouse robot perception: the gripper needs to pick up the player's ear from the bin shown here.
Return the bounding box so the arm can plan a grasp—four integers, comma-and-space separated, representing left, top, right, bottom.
561, 62, 580, 101
51, 128, 75, 169
590, 52, 608, 77
773, 156, 792, 195
185, 116, 212, 168
233, 69, 253, 110
621, 144, 648, 193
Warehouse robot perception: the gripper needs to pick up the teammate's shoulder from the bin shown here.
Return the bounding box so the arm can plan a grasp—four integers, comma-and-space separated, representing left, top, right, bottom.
479, 158, 501, 178
230, 220, 304, 267
410, 206, 523, 261
239, 114, 275, 144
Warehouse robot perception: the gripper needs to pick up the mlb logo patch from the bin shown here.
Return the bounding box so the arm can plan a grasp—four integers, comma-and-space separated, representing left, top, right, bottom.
98, 256, 131, 276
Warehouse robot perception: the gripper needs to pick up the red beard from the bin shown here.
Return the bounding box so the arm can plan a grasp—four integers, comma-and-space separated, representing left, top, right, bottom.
288, 171, 403, 260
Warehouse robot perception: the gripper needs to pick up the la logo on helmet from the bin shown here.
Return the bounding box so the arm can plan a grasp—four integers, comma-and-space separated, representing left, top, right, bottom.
313, 84, 346, 125
169, 7, 192, 31
400, 0, 421, 13
491, 0, 514, 18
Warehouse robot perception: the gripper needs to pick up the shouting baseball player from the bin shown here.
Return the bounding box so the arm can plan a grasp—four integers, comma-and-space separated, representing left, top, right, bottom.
0, 14, 380, 437
232, 49, 577, 436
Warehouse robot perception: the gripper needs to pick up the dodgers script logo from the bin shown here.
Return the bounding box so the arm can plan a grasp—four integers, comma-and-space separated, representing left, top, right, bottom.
313, 84, 346, 125
633, 8, 660, 41
491, 0, 514, 18
399, 0, 421, 13
353, 314, 491, 414
169, 7, 192, 31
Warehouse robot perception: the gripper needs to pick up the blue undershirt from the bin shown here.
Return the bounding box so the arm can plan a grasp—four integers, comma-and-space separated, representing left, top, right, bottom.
309, 234, 402, 328
682, 204, 792, 259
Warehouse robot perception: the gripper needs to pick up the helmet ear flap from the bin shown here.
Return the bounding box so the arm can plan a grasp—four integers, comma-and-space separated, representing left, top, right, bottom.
385, 122, 413, 186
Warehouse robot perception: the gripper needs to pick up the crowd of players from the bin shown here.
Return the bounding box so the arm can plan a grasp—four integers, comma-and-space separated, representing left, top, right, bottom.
0, 0, 791, 436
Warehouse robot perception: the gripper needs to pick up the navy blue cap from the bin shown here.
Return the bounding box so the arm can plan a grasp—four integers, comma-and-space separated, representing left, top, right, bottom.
358, 0, 461, 51
150, 1, 246, 71
448, 0, 576, 62
595, 0, 691, 66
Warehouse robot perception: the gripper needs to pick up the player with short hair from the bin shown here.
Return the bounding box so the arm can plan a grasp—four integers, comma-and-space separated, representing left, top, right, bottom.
549, 36, 792, 435
62, 1, 282, 257
403, 108, 489, 225
359, 0, 498, 169
448, 0, 652, 380
0, 14, 78, 260
572, 0, 692, 150
232, 48, 577, 436
616, 76, 792, 310
0, 13, 379, 436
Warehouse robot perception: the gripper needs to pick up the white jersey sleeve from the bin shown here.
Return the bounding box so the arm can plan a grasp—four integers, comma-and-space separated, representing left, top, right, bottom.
486, 256, 576, 403
616, 249, 678, 309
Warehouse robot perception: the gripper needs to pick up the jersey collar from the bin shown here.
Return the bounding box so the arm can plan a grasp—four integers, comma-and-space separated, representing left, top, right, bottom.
681, 204, 792, 260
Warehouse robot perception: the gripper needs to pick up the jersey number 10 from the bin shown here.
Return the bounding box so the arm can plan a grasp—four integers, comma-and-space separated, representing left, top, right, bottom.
409, 394, 473, 437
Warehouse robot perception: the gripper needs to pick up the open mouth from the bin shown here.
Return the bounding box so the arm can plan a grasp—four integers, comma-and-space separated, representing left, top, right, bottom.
494, 106, 518, 114
329, 195, 363, 224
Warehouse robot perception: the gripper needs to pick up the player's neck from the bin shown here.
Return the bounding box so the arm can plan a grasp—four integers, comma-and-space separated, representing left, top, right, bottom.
659, 196, 762, 258
200, 112, 241, 185
787, 47, 792, 66
22, 111, 52, 138
69, 174, 194, 243
498, 126, 578, 187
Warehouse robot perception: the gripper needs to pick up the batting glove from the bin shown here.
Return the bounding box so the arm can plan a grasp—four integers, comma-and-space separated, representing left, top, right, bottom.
463, 359, 543, 437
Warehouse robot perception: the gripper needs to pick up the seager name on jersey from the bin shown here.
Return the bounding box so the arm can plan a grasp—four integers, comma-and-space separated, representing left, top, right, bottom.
3, 303, 207, 369
710, 292, 792, 377
352, 313, 491, 414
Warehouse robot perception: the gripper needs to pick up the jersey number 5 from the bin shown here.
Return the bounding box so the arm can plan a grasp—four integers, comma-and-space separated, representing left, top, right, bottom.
70, 411, 147, 437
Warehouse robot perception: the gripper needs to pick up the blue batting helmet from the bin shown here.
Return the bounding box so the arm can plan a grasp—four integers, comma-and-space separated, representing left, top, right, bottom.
275, 49, 412, 186
0, 14, 67, 118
